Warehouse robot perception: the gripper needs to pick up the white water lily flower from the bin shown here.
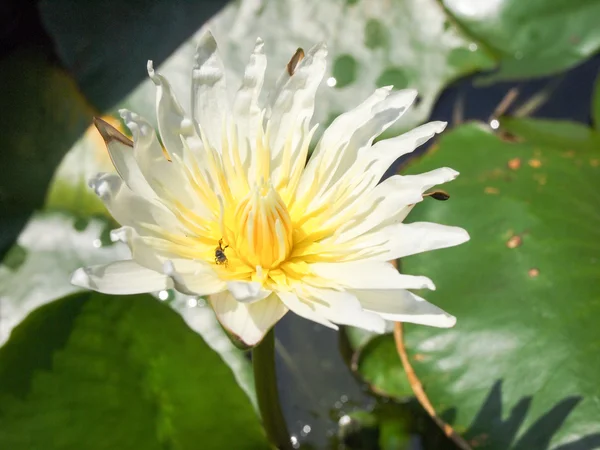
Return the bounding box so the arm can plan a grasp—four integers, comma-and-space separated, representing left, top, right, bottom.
71, 33, 469, 347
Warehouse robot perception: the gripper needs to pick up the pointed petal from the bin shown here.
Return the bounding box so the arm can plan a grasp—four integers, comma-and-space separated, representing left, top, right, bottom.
352, 289, 456, 328
267, 43, 327, 164
363, 121, 447, 183
210, 292, 288, 346
147, 61, 198, 159
233, 38, 267, 155
334, 168, 460, 243
310, 261, 435, 290
192, 31, 228, 147
71, 260, 172, 294
356, 222, 470, 262
93, 117, 156, 199
298, 89, 417, 200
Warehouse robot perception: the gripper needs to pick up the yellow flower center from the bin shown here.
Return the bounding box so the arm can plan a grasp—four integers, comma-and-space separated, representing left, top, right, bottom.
232, 183, 293, 270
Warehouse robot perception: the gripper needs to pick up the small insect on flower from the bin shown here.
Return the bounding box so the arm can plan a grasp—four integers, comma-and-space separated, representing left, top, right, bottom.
215, 239, 229, 267
287, 48, 305, 76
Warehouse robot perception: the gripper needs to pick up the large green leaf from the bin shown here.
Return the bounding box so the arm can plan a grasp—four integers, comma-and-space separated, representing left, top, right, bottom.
38, 0, 229, 111
354, 121, 600, 448
124, 0, 494, 135
441, 0, 600, 82
0, 291, 269, 449
0, 50, 94, 255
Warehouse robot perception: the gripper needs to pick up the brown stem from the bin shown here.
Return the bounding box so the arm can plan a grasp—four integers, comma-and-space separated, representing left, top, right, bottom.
393, 322, 472, 450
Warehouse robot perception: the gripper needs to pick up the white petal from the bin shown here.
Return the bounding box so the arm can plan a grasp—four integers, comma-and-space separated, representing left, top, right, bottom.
352, 222, 469, 261
114, 227, 226, 299
147, 60, 198, 159
361, 121, 447, 183
352, 289, 456, 328
334, 168, 459, 243
298, 89, 417, 200
71, 260, 172, 295
227, 281, 271, 303
88, 173, 182, 233
210, 292, 288, 346
277, 291, 338, 330
192, 31, 228, 148
309, 87, 392, 164
310, 261, 435, 290
92, 118, 156, 199
233, 37, 267, 158
119, 109, 204, 211
293, 287, 387, 333
267, 43, 327, 166
163, 259, 226, 297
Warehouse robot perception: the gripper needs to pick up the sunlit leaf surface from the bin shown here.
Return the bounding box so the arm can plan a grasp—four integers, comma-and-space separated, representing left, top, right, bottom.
354, 120, 600, 448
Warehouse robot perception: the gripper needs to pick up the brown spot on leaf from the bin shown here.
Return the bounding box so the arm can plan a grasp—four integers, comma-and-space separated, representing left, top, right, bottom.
528, 268, 540, 278
591, 159, 599, 167
528, 158, 542, 168
485, 187, 499, 194
562, 150, 575, 158
506, 235, 522, 249
507, 157, 521, 170
413, 353, 426, 362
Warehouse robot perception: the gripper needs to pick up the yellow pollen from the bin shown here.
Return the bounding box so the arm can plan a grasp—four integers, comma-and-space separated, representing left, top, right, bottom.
233, 183, 293, 270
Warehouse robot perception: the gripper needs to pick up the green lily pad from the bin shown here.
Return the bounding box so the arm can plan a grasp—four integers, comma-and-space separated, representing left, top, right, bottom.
0, 50, 94, 254
352, 334, 412, 400
354, 121, 600, 448
441, 0, 600, 82
0, 291, 269, 449
499, 116, 600, 151
125, 0, 494, 135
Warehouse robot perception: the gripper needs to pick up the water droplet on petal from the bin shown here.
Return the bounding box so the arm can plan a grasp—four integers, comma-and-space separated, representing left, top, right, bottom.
490, 119, 500, 130
92, 239, 102, 248
326, 76, 337, 87
187, 297, 198, 308
158, 290, 170, 301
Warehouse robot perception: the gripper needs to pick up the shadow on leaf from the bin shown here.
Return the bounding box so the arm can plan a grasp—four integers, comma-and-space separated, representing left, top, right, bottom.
441, 380, 600, 450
